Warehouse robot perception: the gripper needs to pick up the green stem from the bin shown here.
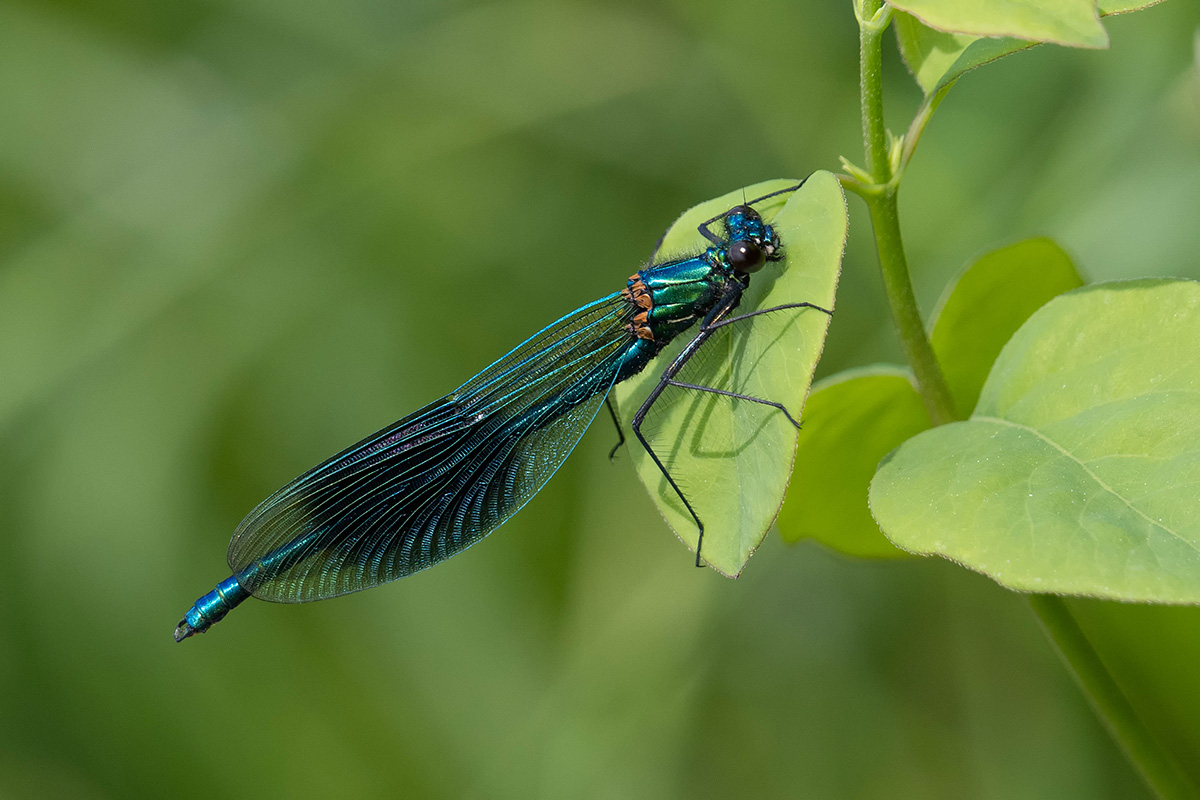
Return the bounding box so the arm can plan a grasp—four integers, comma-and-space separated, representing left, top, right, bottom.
1029, 596, 1200, 800
863, 193, 957, 424
855, 2, 958, 425
849, 5, 1195, 797
858, 0, 891, 184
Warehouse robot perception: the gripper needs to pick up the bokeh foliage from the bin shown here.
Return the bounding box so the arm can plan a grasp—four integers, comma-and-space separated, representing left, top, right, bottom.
0, 0, 1198, 797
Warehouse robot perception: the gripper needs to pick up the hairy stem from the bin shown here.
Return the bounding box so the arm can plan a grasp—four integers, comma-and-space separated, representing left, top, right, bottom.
859, 0, 891, 184
1029, 596, 1200, 800
856, 0, 958, 425
862, 192, 957, 423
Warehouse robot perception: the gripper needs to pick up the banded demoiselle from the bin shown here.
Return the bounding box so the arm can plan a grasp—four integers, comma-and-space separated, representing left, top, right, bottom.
175, 181, 831, 641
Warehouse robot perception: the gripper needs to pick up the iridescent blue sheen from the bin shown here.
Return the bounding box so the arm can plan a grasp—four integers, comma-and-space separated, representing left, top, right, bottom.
175, 193, 794, 642
178, 575, 249, 639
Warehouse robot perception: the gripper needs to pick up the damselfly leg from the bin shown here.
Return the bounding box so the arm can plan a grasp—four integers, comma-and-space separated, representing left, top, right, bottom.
613, 181, 817, 462
696, 180, 809, 247
604, 397, 625, 460
630, 294, 831, 567
621, 180, 828, 567
663, 380, 802, 429
707, 302, 833, 332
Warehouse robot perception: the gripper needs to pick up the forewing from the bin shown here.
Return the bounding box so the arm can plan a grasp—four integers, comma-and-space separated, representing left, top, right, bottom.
228, 294, 634, 602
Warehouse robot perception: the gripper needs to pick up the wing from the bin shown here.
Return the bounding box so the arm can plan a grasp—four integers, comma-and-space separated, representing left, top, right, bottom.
228, 293, 636, 603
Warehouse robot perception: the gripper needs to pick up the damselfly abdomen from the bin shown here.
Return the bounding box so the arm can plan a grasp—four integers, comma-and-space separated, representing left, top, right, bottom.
175, 182, 830, 641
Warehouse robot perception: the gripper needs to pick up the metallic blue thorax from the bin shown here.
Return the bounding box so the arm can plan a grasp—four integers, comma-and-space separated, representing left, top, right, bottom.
620, 206, 778, 357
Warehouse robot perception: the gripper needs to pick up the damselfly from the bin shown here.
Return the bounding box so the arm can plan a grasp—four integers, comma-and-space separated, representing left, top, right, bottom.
175, 181, 831, 641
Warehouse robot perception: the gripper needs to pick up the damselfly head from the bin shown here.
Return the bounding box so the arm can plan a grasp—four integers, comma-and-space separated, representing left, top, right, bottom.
723, 204, 780, 271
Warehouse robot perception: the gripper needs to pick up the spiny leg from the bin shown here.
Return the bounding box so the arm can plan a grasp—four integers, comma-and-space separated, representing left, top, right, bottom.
630, 323, 727, 568
705, 301, 832, 331
667, 303, 835, 431
696, 177, 812, 245
743, 178, 810, 208
664, 380, 801, 429
652, 178, 811, 260
630, 295, 826, 564
604, 396, 625, 460
631, 393, 707, 568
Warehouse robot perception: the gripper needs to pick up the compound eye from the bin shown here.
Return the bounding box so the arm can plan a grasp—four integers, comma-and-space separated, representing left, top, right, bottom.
728, 240, 765, 273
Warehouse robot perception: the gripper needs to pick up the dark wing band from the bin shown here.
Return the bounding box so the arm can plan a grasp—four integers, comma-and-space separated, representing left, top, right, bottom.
226, 293, 636, 603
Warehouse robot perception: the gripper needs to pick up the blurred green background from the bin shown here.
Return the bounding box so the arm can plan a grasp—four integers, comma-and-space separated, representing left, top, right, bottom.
1, 1, 1198, 797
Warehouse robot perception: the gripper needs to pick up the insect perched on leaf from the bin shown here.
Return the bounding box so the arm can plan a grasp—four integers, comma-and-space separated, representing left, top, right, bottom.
175, 179, 838, 641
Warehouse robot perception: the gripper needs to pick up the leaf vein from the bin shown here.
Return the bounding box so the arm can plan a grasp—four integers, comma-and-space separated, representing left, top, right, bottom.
973, 415, 1195, 554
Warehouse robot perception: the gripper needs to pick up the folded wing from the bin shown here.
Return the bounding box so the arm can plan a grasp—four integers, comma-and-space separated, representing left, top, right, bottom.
228, 293, 635, 602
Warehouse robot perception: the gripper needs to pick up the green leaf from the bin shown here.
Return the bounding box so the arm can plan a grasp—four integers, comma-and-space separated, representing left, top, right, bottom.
1098, 0, 1167, 14
895, 2, 1167, 95
779, 367, 928, 559
895, 13, 1036, 95
887, 0, 1108, 49
614, 173, 847, 577
778, 239, 1079, 562
894, 11, 998, 96
931, 237, 1085, 417
870, 279, 1200, 604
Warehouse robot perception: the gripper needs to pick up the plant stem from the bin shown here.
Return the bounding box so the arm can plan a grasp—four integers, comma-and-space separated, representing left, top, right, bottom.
1029, 596, 1200, 800
858, 0, 891, 185
850, 4, 1195, 797
862, 194, 958, 424
855, 1, 958, 425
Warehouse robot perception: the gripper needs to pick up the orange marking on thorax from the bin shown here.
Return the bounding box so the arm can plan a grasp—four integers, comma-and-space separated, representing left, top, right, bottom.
621, 274, 655, 340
